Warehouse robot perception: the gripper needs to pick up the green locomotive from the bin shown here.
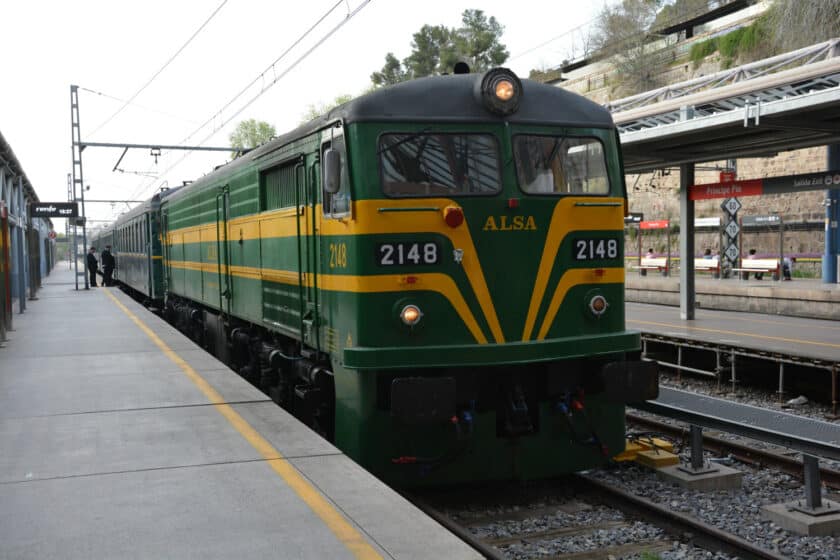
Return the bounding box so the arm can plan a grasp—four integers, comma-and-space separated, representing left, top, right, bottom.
120, 68, 656, 485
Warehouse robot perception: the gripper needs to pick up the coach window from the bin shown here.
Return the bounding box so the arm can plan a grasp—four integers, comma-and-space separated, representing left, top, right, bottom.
321, 134, 351, 218
379, 133, 501, 197
513, 135, 609, 195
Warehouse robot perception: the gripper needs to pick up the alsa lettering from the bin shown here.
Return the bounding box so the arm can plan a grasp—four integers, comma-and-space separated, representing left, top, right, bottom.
482, 215, 537, 231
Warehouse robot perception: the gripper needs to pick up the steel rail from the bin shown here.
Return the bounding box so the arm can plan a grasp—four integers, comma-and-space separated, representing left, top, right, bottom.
575, 474, 787, 560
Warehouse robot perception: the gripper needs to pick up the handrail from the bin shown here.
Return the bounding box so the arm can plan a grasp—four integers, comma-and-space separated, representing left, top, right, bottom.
633, 386, 840, 461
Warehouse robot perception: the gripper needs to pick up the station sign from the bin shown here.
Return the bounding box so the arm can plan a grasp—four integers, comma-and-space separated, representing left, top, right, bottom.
624, 212, 644, 225
691, 170, 840, 200
719, 171, 736, 183
29, 202, 78, 218
695, 217, 720, 227
742, 214, 781, 226
639, 219, 669, 230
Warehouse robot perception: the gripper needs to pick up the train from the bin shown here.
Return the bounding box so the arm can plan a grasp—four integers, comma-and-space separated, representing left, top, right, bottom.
91, 67, 657, 486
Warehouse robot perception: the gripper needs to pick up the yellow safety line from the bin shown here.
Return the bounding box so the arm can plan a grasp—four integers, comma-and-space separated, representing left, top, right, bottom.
627, 318, 840, 350
102, 289, 383, 560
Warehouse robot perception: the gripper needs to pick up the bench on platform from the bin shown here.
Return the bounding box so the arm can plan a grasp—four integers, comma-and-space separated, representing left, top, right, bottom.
732, 258, 780, 280
631, 256, 669, 275
694, 256, 720, 276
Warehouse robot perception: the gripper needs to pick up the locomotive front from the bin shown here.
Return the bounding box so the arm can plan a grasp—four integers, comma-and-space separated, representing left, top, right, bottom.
327, 68, 657, 485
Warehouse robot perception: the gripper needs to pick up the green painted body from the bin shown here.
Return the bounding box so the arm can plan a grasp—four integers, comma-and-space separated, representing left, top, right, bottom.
149, 75, 644, 485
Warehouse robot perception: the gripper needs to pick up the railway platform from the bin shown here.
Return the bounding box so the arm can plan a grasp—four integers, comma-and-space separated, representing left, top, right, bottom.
626, 275, 840, 320
0, 265, 479, 560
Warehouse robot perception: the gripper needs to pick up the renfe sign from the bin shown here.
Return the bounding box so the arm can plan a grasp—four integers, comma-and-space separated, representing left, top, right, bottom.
29, 202, 79, 218
639, 220, 669, 230
689, 170, 840, 200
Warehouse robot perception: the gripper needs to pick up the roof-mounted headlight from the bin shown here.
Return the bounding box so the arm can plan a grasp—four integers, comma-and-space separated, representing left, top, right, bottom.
475, 68, 522, 116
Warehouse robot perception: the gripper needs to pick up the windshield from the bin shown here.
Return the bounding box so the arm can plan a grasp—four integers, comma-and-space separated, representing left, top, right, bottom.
379, 133, 501, 197
513, 135, 610, 195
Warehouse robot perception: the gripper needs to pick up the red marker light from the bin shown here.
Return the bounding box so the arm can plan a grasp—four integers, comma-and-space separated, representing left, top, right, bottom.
593, 268, 605, 277
443, 206, 464, 228
507, 198, 519, 209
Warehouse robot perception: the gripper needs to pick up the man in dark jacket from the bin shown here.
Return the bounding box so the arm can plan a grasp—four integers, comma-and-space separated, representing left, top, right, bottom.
101, 245, 115, 286
86, 247, 98, 287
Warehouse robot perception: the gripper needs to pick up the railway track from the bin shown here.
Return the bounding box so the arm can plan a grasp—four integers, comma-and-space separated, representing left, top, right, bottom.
409, 475, 786, 560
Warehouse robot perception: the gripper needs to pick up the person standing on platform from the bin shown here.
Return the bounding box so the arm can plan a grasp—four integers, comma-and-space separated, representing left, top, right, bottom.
86, 247, 98, 287
783, 256, 794, 280
101, 245, 115, 286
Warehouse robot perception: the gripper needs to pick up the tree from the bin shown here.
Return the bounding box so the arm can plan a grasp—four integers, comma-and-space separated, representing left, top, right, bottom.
403, 25, 453, 79
592, 0, 670, 96
452, 10, 509, 72
300, 94, 354, 124
229, 119, 276, 154
371, 53, 408, 87
370, 10, 509, 87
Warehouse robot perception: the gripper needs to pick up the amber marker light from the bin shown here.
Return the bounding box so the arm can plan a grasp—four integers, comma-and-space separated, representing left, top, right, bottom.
495, 79, 515, 101
589, 295, 608, 317
475, 68, 522, 116
400, 305, 423, 326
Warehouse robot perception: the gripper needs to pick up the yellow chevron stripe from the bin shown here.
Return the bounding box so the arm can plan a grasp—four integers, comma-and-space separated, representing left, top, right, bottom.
536, 267, 625, 341
165, 199, 502, 344
522, 198, 624, 342
167, 260, 486, 344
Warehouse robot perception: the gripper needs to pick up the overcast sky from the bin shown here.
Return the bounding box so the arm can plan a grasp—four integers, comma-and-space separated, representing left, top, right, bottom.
0, 0, 606, 229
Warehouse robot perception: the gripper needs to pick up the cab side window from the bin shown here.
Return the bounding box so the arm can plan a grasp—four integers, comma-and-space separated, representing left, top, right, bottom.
322, 135, 351, 218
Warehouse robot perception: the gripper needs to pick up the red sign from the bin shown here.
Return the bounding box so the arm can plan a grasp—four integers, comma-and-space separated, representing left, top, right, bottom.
719, 171, 736, 183
639, 220, 670, 230
689, 179, 763, 201
48, 231, 57, 239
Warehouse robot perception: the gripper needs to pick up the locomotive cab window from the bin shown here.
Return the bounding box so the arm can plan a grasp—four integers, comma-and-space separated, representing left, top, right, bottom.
513, 135, 609, 195
379, 133, 501, 197
321, 134, 351, 218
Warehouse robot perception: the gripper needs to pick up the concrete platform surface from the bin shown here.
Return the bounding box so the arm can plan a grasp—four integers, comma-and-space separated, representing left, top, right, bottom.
0, 266, 480, 559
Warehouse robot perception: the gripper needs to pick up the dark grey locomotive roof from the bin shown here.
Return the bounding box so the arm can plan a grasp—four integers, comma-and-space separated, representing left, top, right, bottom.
336, 73, 615, 128
163, 71, 615, 204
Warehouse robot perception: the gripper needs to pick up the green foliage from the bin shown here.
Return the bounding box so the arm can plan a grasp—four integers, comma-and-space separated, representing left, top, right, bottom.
370, 9, 509, 87
640, 552, 662, 560
299, 94, 354, 124
689, 37, 717, 67
694, 18, 774, 70
229, 119, 276, 156
370, 53, 408, 87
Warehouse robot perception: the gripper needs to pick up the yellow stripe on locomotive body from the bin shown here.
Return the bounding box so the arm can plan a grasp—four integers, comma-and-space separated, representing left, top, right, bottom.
164, 195, 626, 346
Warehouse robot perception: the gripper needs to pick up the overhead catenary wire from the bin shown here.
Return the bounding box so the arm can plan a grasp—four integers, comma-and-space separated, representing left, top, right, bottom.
129, 0, 372, 202
78, 87, 202, 126
86, 0, 230, 139
126, 0, 351, 203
